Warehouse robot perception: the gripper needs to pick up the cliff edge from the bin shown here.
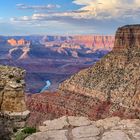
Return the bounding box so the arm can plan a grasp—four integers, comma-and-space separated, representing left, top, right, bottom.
59, 25, 140, 111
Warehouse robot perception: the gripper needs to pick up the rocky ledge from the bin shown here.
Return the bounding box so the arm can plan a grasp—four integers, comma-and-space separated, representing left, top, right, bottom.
25, 116, 140, 140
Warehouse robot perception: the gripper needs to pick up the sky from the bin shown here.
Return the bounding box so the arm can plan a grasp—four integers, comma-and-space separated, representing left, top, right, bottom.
0, 0, 140, 35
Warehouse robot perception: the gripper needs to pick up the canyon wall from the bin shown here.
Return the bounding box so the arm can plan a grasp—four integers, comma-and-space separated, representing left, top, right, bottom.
27, 25, 140, 126
74, 35, 114, 50
59, 25, 140, 110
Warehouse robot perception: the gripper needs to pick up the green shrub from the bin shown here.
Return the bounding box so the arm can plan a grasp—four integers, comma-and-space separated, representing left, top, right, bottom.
14, 127, 36, 140
15, 132, 28, 140
22, 127, 36, 134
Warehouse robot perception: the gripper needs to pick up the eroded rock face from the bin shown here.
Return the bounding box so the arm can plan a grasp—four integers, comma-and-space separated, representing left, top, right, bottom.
59, 25, 140, 112
25, 116, 140, 140
27, 25, 140, 126
0, 65, 26, 112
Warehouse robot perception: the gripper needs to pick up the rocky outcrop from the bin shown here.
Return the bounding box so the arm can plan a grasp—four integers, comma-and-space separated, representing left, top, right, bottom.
59, 25, 140, 112
0, 65, 26, 112
0, 65, 30, 139
25, 116, 140, 140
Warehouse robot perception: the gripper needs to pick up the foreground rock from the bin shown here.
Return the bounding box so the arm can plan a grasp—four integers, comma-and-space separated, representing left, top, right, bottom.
0, 65, 26, 112
0, 65, 29, 139
25, 116, 140, 140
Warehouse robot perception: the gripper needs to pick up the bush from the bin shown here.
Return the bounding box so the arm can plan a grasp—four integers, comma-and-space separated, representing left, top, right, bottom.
15, 132, 28, 140
22, 127, 36, 134
15, 127, 36, 140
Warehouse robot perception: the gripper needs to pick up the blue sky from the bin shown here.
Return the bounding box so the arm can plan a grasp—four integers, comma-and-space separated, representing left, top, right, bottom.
0, 0, 140, 35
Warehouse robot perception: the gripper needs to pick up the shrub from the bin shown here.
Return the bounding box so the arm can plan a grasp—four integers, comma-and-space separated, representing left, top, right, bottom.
15, 132, 28, 140
15, 127, 36, 140
21, 127, 36, 134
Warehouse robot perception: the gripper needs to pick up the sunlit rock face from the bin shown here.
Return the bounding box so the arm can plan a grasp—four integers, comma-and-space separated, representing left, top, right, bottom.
0, 65, 27, 112
7, 39, 17, 46
59, 25, 140, 111
7, 38, 27, 46
27, 25, 140, 126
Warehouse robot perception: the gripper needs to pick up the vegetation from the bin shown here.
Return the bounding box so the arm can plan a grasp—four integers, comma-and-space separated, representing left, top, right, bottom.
15, 127, 37, 140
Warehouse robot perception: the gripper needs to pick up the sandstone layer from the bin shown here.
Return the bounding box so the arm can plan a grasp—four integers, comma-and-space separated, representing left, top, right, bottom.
25, 116, 140, 140
0, 65, 26, 112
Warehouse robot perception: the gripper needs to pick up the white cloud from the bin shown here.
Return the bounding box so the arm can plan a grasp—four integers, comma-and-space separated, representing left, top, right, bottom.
73, 0, 140, 19
16, 3, 60, 10
8, 0, 140, 34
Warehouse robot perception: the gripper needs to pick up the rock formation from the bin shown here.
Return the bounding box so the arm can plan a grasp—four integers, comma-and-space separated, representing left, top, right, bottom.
74, 35, 114, 50
25, 116, 140, 140
0, 65, 30, 139
27, 25, 140, 126
0, 65, 26, 112
59, 25, 140, 112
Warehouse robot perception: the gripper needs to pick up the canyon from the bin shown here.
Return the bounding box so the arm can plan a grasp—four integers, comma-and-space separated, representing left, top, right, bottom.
0, 35, 114, 93
27, 25, 140, 126
0, 25, 140, 140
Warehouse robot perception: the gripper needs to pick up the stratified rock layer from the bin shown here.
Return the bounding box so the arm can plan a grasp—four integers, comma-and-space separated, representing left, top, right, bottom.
0, 65, 26, 112
25, 116, 140, 140
27, 25, 140, 126
59, 25, 140, 112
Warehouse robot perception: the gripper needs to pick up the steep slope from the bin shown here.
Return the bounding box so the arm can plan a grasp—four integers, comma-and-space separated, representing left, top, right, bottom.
27, 25, 140, 126
59, 25, 140, 111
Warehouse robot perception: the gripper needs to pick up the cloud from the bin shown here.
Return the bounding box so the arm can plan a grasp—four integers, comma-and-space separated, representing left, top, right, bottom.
72, 0, 140, 19
13, 0, 140, 22
9, 0, 140, 34
16, 3, 60, 10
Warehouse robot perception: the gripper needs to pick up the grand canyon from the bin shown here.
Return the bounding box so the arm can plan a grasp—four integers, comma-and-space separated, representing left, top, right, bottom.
0, 25, 140, 140
1, 0, 140, 139
0, 35, 114, 93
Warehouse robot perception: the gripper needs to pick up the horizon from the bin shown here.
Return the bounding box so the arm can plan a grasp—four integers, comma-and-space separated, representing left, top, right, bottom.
0, 33, 115, 36
1, 0, 140, 35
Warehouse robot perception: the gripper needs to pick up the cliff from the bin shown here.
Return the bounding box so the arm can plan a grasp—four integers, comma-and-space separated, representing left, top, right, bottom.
42, 35, 115, 51
0, 65, 26, 112
59, 25, 140, 111
74, 35, 114, 50
27, 25, 140, 126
